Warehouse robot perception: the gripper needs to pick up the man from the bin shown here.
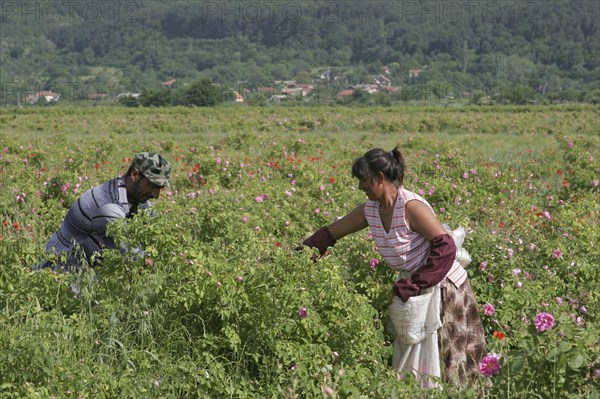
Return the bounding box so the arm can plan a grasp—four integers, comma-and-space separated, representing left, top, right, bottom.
38, 152, 172, 271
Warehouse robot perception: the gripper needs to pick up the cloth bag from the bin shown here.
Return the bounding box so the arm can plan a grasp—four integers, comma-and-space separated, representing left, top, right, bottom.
389, 284, 442, 345
443, 224, 472, 267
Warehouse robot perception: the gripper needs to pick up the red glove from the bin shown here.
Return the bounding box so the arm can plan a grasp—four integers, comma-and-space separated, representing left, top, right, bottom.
393, 234, 456, 302
302, 227, 336, 257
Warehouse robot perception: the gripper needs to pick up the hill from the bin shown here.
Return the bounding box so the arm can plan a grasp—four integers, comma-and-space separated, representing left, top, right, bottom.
1, 1, 598, 105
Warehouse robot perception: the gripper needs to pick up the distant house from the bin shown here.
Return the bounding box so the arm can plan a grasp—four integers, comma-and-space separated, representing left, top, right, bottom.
382, 66, 391, 75
24, 90, 60, 104
232, 91, 244, 103
358, 84, 379, 94
223, 90, 244, 103
336, 88, 355, 97
373, 74, 391, 86
281, 86, 303, 96
320, 69, 337, 82
408, 69, 423, 78
116, 92, 142, 100
89, 93, 109, 100
162, 79, 177, 87
255, 87, 274, 95
380, 85, 400, 94
281, 83, 314, 97
268, 95, 287, 103
296, 83, 314, 96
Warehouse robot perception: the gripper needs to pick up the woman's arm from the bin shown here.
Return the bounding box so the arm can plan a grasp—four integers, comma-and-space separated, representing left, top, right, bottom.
327, 203, 368, 240
302, 203, 368, 256
393, 199, 456, 301
405, 199, 446, 239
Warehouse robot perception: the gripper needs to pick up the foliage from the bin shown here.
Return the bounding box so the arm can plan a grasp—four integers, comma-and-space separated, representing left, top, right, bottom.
0, 105, 599, 398
177, 78, 224, 107
140, 89, 172, 107
1, 1, 599, 105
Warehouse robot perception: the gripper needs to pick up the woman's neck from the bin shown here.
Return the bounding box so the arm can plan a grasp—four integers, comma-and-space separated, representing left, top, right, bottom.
379, 184, 399, 209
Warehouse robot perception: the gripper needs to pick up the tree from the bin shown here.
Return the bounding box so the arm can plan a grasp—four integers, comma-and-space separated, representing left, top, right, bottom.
180, 77, 223, 106
119, 95, 140, 107
140, 88, 172, 107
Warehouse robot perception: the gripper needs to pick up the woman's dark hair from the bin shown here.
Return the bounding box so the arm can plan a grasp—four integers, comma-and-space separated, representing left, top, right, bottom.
351, 147, 405, 186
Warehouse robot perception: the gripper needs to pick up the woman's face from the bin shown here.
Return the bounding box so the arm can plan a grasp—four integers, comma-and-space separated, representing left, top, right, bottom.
358, 171, 394, 201
358, 175, 380, 200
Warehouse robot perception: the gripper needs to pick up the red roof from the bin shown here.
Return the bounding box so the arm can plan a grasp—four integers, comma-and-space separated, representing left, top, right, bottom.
24, 91, 60, 102
162, 79, 177, 86
336, 89, 355, 97
380, 86, 400, 93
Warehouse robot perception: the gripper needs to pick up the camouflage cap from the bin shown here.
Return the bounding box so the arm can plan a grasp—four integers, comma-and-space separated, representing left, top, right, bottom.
131, 152, 172, 188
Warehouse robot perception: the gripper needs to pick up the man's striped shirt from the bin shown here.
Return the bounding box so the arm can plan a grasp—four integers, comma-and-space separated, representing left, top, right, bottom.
44, 175, 149, 267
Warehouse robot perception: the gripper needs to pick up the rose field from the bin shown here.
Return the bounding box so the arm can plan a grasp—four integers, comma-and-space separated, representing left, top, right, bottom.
0, 104, 598, 398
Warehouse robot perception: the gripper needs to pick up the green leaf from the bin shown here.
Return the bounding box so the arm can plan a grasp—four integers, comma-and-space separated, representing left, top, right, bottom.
546, 347, 560, 360
508, 350, 526, 374
558, 341, 572, 352
568, 353, 584, 369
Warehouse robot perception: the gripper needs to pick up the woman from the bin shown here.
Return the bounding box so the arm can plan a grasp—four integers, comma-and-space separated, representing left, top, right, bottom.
302, 147, 486, 388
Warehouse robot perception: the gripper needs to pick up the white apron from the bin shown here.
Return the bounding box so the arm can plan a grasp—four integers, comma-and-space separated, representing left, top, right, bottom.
389, 274, 442, 388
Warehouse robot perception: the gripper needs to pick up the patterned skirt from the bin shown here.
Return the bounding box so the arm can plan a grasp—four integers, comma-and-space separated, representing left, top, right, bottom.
438, 277, 487, 387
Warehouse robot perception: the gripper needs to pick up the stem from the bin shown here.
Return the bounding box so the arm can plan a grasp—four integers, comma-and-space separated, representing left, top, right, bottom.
506, 351, 510, 398
552, 355, 557, 399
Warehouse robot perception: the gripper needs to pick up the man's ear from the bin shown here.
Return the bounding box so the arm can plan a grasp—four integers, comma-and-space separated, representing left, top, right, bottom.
130, 168, 141, 182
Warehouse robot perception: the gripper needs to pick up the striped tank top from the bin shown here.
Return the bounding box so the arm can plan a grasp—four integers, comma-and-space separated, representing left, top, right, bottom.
364, 187, 467, 287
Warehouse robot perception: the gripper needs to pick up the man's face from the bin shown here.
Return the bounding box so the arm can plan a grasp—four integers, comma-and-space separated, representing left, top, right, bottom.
131, 172, 163, 204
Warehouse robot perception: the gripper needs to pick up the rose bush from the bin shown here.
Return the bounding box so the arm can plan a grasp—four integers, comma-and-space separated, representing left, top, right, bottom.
0, 105, 598, 398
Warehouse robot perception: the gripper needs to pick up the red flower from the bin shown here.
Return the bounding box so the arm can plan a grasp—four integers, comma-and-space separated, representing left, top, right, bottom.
562, 180, 568, 188
2, 220, 8, 227
13, 222, 20, 231
556, 169, 562, 175
329, 178, 336, 183
95, 163, 100, 169
493, 331, 505, 340
274, 242, 282, 248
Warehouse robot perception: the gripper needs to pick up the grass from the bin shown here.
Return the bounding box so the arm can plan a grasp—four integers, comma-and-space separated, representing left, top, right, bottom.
2, 104, 597, 167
